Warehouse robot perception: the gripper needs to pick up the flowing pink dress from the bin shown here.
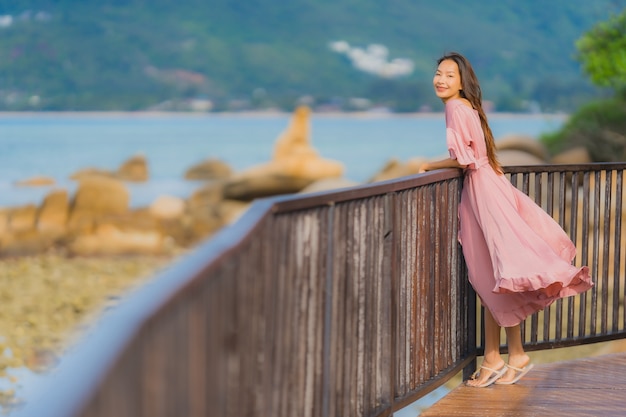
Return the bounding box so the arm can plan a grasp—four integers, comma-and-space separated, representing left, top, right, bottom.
445, 98, 593, 327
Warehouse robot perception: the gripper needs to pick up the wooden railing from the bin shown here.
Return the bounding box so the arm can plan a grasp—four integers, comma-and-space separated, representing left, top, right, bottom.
499, 164, 626, 352
15, 163, 626, 417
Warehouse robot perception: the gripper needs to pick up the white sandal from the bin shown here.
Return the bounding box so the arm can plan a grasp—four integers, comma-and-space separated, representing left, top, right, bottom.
466, 364, 507, 388
495, 363, 534, 385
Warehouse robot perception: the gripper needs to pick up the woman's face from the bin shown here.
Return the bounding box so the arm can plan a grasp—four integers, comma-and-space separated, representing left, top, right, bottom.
433, 59, 463, 102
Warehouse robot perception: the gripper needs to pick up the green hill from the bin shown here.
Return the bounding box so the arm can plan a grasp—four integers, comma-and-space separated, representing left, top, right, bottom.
0, 0, 619, 111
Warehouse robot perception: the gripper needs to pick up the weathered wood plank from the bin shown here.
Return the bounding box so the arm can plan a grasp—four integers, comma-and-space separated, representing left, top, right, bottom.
420, 352, 626, 417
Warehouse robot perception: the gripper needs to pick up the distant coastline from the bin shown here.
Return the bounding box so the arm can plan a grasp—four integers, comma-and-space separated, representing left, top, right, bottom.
0, 110, 570, 120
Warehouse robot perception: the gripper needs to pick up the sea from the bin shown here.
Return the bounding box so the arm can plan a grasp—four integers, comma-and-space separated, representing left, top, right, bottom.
0, 111, 567, 209
0, 111, 567, 415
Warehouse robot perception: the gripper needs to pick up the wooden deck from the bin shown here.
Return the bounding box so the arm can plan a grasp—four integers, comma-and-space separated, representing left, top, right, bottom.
420, 351, 626, 417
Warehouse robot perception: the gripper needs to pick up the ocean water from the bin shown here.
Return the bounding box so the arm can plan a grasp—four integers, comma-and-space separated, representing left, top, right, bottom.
0, 112, 566, 209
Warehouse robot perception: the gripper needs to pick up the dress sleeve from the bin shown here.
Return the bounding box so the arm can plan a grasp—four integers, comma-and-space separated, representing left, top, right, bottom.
446, 106, 478, 168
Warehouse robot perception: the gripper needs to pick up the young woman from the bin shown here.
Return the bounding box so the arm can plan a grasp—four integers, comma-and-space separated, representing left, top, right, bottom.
420, 52, 593, 387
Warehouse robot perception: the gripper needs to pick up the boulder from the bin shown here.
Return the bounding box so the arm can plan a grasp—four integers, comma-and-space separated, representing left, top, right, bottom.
185, 204, 225, 244
299, 178, 360, 194
68, 177, 129, 233
184, 158, 233, 180
496, 149, 546, 166
68, 223, 165, 256
15, 176, 56, 187
69, 155, 149, 182
2, 201, 64, 255
551, 146, 592, 165
216, 200, 250, 225
37, 190, 69, 235
0, 209, 8, 235
223, 174, 314, 201
270, 105, 343, 178
369, 157, 427, 182
149, 195, 186, 220
117, 154, 149, 182
66, 207, 175, 256
0, 229, 57, 256
70, 168, 115, 181
273, 106, 316, 161
275, 155, 344, 179
225, 106, 344, 200
188, 182, 225, 209
8, 205, 38, 233
496, 134, 549, 161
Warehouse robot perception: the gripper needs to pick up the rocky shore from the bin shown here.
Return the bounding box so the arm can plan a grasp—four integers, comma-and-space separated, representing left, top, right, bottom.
0, 252, 180, 411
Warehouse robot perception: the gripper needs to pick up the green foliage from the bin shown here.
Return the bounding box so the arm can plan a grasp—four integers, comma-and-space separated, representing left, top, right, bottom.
576, 10, 626, 91
0, 0, 619, 111
541, 96, 626, 161
542, 9, 626, 161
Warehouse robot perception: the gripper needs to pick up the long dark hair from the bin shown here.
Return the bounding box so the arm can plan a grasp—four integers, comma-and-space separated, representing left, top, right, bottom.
437, 52, 502, 174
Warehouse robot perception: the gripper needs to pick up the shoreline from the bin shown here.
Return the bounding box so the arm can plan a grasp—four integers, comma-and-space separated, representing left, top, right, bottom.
0, 110, 569, 120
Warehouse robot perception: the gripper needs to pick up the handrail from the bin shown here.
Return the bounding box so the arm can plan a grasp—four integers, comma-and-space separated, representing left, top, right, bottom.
497, 163, 626, 352
15, 163, 626, 417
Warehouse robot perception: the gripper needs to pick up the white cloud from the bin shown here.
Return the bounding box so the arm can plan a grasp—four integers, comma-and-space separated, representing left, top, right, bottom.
0, 15, 13, 28
329, 41, 414, 78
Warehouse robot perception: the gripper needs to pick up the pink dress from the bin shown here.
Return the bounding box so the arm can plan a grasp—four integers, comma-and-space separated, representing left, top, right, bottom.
445, 99, 593, 327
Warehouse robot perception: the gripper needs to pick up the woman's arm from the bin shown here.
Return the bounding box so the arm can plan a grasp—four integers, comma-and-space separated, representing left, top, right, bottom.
419, 157, 466, 173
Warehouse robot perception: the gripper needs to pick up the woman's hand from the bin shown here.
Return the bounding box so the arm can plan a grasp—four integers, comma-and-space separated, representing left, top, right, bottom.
418, 158, 465, 173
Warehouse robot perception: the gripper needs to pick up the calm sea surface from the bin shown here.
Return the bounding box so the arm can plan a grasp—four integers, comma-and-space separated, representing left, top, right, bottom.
0, 112, 566, 208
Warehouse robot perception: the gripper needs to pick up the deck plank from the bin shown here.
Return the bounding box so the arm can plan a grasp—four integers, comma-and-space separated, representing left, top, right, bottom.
419, 352, 626, 417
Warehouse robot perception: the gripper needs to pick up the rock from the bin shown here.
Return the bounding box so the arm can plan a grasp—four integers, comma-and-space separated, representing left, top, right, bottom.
14, 176, 56, 187
185, 204, 225, 243
273, 106, 316, 161
184, 158, 232, 180
0, 209, 8, 235
275, 155, 344, 179
149, 195, 186, 220
225, 106, 344, 200
8, 205, 38, 233
216, 200, 250, 225
71, 177, 129, 216
102, 208, 159, 231
496, 134, 549, 161
223, 174, 315, 201
270, 106, 343, 178
188, 182, 225, 209
70, 168, 115, 181
551, 146, 592, 165
299, 178, 360, 194
68, 223, 165, 256
496, 149, 546, 166
117, 154, 149, 182
0, 229, 57, 256
369, 159, 402, 182
69, 155, 149, 182
369, 157, 427, 182
37, 190, 69, 235
68, 177, 129, 233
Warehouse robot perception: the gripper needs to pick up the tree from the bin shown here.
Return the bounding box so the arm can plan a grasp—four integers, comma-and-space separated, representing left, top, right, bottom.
576, 10, 626, 92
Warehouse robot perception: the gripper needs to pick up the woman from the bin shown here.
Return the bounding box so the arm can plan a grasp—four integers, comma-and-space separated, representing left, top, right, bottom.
420, 52, 593, 387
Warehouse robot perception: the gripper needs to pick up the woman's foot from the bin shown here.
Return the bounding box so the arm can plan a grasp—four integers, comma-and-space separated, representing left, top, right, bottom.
496, 354, 532, 384
465, 360, 506, 387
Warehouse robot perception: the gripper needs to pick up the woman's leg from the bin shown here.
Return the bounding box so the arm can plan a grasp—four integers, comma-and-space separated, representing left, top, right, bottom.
499, 324, 531, 383
466, 309, 506, 386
